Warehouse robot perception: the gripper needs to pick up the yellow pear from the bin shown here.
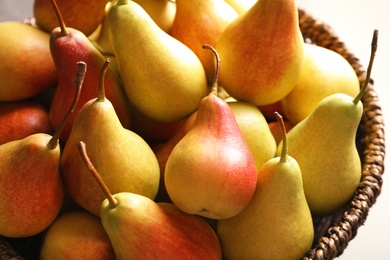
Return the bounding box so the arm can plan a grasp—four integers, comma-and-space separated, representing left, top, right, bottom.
108, 0, 208, 122
281, 43, 360, 125
217, 113, 314, 259
224, 0, 257, 14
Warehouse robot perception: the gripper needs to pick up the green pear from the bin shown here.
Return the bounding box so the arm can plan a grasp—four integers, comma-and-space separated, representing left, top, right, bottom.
275, 31, 378, 216
0, 21, 57, 102
164, 46, 257, 219
170, 0, 238, 83
49, 0, 130, 143
78, 142, 223, 259
60, 60, 160, 216
34, 0, 109, 36
108, 0, 208, 122
40, 210, 115, 260
281, 43, 361, 125
228, 101, 277, 171
0, 62, 86, 238
217, 112, 314, 259
216, 0, 304, 105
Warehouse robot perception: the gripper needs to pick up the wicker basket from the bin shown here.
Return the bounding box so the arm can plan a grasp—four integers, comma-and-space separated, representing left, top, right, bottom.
0, 8, 386, 260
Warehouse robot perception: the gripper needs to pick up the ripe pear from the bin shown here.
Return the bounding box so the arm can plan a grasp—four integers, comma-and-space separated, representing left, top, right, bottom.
281, 43, 361, 125
60, 60, 160, 216
0, 62, 86, 238
216, 0, 304, 105
34, 0, 109, 36
164, 46, 257, 219
0, 21, 57, 102
217, 113, 314, 259
275, 31, 378, 216
133, 0, 177, 33
224, 0, 257, 14
40, 210, 115, 260
78, 143, 223, 259
108, 0, 208, 122
228, 101, 277, 171
49, 0, 130, 143
0, 101, 52, 145
170, 0, 238, 83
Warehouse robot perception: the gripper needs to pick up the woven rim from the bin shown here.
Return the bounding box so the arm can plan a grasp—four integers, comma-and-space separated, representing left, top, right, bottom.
0, 9, 386, 260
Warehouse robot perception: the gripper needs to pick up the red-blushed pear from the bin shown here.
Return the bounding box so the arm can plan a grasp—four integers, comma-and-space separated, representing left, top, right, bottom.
275, 30, 378, 216
78, 141, 223, 259
268, 120, 294, 145
257, 100, 286, 122
133, 0, 177, 33
48, 0, 130, 143
0, 22, 57, 102
170, 0, 238, 83
216, 0, 304, 106
108, 0, 208, 122
60, 60, 160, 217
40, 210, 115, 260
0, 101, 52, 145
217, 112, 314, 259
164, 45, 257, 219
0, 62, 86, 238
33, 0, 109, 36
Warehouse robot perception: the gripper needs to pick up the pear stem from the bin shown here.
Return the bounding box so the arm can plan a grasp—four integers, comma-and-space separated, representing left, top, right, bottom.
202, 44, 221, 96
275, 112, 288, 163
97, 58, 111, 102
78, 141, 119, 208
47, 61, 86, 150
50, 0, 68, 36
353, 29, 378, 105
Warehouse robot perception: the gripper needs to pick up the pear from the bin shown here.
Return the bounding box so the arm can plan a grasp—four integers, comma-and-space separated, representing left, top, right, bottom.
60, 59, 160, 216
108, 0, 208, 122
216, 0, 304, 105
281, 43, 361, 125
48, 0, 130, 143
40, 210, 116, 260
133, 0, 177, 33
78, 142, 223, 259
0, 62, 86, 238
0, 21, 57, 102
0, 101, 52, 145
276, 30, 378, 216
217, 112, 314, 260
33, 0, 109, 36
164, 45, 257, 219
170, 0, 238, 83
228, 101, 277, 171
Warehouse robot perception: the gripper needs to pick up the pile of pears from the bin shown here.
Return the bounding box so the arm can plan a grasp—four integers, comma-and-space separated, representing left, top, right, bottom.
0, 0, 378, 258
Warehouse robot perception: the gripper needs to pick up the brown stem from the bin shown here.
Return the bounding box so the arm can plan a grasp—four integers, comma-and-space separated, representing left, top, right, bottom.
353, 29, 378, 104
47, 61, 86, 149
50, 0, 68, 36
275, 112, 288, 163
78, 141, 118, 208
97, 58, 111, 102
202, 44, 221, 96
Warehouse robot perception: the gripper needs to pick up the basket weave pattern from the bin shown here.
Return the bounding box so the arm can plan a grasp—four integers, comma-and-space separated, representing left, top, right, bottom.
0, 9, 386, 260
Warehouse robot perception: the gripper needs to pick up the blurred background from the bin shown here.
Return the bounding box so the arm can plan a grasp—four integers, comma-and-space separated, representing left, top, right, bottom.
1, 0, 389, 259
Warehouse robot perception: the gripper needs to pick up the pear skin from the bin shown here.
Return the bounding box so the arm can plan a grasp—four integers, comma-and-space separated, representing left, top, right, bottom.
108, 0, 208, 122
217, 113, 314, 259
281, 43, 360, 125
224, 0, 257, 15
216, 0, 304, 105
170, 0, 238, 83
164, 91, 258, 219
0, 22, 57, 102
277, 93, 363, 216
